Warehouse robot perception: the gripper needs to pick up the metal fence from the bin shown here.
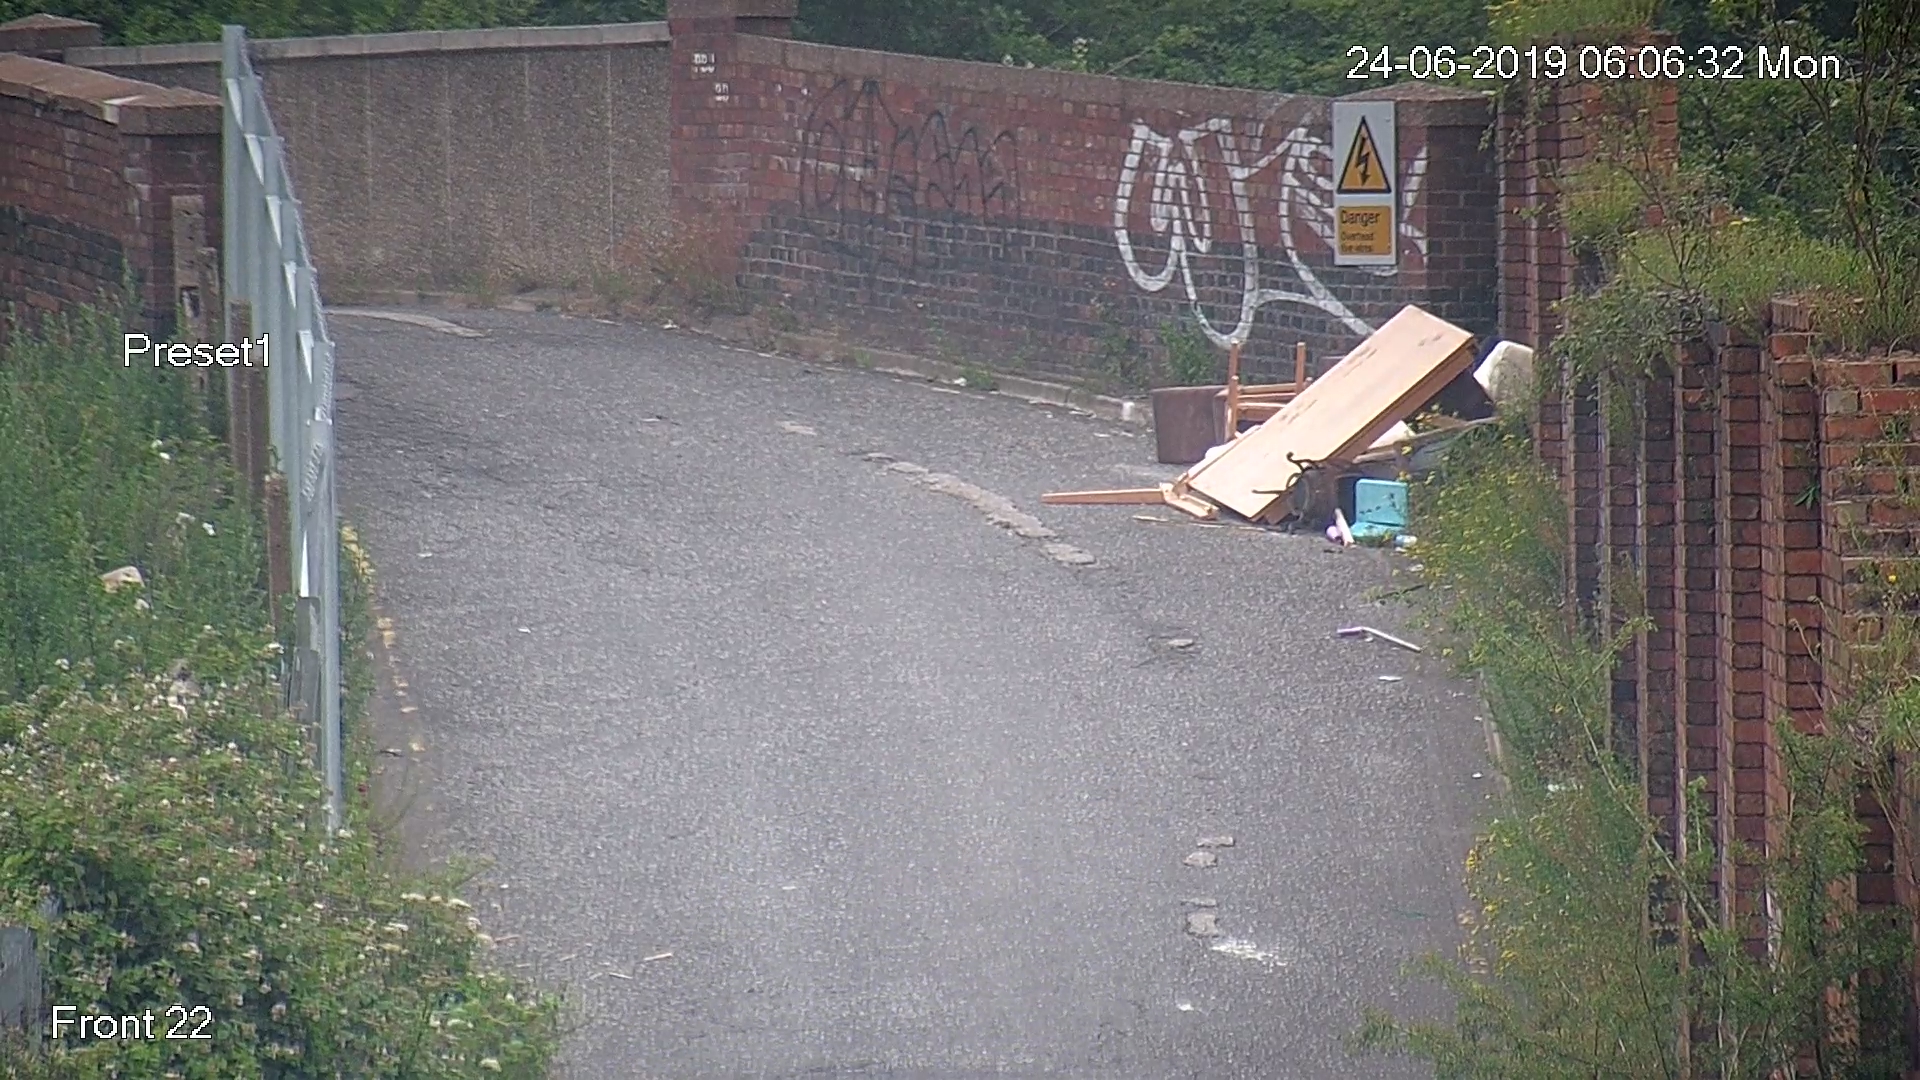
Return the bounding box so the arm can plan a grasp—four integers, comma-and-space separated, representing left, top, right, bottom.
222, 25, 343, 833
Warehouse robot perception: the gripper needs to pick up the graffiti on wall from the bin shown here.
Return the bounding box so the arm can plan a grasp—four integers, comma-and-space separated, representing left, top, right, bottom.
1112, 117, 1429, 344
796, 78, 1021, 278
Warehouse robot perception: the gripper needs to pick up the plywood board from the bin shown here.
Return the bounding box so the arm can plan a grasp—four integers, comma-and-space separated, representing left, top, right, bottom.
1041, 487, 1167, 506
1180, 306, 1475, 519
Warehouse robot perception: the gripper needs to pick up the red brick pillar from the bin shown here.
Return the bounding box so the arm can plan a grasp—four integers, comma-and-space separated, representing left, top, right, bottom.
1605, 377, 1643, 759
1641, 366, 1680, 849
1715, 324, 1774, 953
1676, 338, 1725, 918
0, 55, 221, 339
1816, 348, 1920, 1063
1767, 303, 1826, 739
666, 0, 794, 273
0, 13, 101, 59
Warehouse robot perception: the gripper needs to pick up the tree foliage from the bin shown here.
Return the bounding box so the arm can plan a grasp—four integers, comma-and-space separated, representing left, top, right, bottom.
793, 0, 1487, 95
0, 0, 662, 43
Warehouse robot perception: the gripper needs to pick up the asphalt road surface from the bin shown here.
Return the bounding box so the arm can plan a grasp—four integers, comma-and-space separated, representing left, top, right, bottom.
332, 307, 1492, 1080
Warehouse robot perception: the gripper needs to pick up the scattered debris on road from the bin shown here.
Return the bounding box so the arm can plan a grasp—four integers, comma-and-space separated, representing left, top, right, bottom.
778, 421, 818, 436
1183, 897, 1218, 908
1196, 835, 1234, 848
643, 951, 673, 962
1210, 938, 1287, 966
1378, 675, 1404, 683
1186, 911, 1224, 938
1045, 306, 1498, 531
1183, 851, 1218, 868
1331, 508, 1356, 547
1335, 625, 1424, 653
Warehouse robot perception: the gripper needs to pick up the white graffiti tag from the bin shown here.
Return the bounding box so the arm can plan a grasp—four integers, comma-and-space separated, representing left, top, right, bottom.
1112, 117, 1428, 345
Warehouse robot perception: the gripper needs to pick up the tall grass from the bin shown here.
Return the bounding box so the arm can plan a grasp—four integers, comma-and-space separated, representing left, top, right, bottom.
0, 305, 564, 1078
0, 304, 266, 701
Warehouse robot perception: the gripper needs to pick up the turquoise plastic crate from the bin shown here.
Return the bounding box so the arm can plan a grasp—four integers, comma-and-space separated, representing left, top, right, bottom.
1350, 479, 1408, 541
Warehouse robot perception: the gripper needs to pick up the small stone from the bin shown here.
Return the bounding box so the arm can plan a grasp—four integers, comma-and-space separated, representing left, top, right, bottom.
1182, 851, 1217, 869
1042, 542, 1096, 566
1196, 836, 1234, 848
778, 421, 817, 436
1182, 897, 1217, 908
1185, 911, 1223, 937
1166, 637, 1196, 649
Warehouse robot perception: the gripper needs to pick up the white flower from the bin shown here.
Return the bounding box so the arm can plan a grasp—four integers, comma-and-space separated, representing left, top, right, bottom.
202, 521, 216, 536
54, 658, 69, 670
159, 452, 172, 462
151, 439, 164, 450
401, 892, 427, 903
480, 1059, 501, 1072
195, 876, 210, 887
445, 897, 471, 911
177, 512, 194, 524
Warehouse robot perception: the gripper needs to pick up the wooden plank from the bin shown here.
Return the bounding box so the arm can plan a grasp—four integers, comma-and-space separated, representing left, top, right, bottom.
1162, 486, 1218, 520
1179, 306, 1475, 520
1223, 341, 1243, 438
1041, 487, 1168, 506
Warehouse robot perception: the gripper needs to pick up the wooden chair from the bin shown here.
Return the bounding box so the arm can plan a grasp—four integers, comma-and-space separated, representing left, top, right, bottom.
1218, 342, 1310, 436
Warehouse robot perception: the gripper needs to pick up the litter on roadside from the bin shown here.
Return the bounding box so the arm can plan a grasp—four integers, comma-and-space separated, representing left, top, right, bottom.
1335, 625, 1424, 653
1045, 306, 1516, 535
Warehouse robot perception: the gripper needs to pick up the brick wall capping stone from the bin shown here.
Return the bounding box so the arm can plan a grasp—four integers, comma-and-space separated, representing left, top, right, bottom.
0, 53, 219, 133
63, 20, 667, 68
1769, 295, 1815, 332
1342, 79, 1496, 125
1705, 318, 1760, 349
0, 12, 102, 55
733, 34, 1327, 122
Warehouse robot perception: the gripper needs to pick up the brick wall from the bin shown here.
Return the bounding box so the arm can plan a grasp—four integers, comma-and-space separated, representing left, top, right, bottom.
667, 0, 1500, 385
0, 47, 220, 338
1560, 291, 1920, 1057
61, 24, 675, 300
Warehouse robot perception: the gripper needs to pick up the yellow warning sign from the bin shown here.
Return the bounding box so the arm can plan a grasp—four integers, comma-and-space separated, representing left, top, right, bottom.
1337, 205, 1393, 257
1337, 118, 1392, 195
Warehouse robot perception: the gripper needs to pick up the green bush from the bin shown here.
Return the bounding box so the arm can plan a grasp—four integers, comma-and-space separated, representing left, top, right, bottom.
0, 306, 562, 1077
1359, 420, 1912, 1079
1157, 316, 1219, 386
